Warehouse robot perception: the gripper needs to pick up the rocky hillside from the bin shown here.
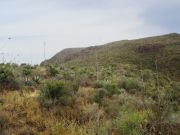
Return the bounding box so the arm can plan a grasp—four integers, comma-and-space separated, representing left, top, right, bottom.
41, 33, 180, 80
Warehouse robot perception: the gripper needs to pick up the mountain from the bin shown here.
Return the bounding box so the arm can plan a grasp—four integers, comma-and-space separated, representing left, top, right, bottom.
41, 33, 180, 80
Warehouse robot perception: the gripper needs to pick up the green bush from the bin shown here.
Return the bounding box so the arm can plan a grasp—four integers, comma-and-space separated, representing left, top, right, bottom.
46, 65, 59, 76
0, 65, 19, 90
68, 80, 80, 94
121, 78, 141, 92
105, 82, 121, 96
93, 88, 107, 104
22, 65, 32, 76
93, 81, 121, 104
114, 110, 150, 135
39, 80, 74, 107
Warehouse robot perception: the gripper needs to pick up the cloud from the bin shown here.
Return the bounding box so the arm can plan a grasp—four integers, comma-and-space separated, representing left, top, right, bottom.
141, 0, 180, 31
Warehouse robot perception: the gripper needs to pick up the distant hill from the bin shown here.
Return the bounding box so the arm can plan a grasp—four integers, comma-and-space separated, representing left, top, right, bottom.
41, 48, 84, 65
41, 33, 180, 80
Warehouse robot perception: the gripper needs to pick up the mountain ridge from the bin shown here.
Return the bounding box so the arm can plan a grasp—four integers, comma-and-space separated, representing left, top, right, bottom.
41, 33, 180, 80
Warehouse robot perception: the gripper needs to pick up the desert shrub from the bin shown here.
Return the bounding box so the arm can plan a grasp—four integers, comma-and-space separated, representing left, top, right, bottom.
21, 65, 33, 86
113, 110, 150, 135
22, 65, 32, 76
0, 65, 19, 90
93, 81, 121, 103
93, 88, 107, 104
141, 69, 154, 81
121, 78, 141, 92
62, 71, 75, 81
103, 99, 121, 118
79, 74, 94, 87
68, 80, 80, 94
94, 80, 106, 88
46, 64, 59, 76
32, 75, 41, 84
104, 82, 121, 96
24, 78, 34, 86
39, 80, 74, 107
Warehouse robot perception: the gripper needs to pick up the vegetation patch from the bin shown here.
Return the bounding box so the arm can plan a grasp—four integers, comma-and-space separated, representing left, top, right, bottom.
39, 80, 76, 107
0, 65, 19, 90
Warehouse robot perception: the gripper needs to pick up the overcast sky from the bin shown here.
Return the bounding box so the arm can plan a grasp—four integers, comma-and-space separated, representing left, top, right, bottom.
0, 0, 179, 64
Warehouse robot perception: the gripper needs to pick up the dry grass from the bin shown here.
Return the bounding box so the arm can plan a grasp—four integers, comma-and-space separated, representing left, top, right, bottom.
0, 90, 92, 135
0, 87, 111, 135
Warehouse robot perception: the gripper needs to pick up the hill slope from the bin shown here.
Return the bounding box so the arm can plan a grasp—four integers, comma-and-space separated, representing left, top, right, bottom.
41, 48, 84, 65
41, 33, 180, 80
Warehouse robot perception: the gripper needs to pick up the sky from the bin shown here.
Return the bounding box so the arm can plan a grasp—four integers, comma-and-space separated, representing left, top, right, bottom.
0, 0, 179, 64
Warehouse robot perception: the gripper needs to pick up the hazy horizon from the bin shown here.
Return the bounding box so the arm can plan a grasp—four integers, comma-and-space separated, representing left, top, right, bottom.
0, 0, 180, 64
